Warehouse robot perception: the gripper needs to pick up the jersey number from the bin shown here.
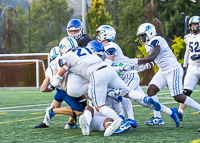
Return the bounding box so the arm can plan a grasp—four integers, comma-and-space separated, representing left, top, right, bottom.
189, 42, 200, 52
72, 47, 93, 57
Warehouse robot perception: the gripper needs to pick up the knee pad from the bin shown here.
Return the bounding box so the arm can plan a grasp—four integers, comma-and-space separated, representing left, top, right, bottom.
80, 99, 87, 109
183, 89, 193, 97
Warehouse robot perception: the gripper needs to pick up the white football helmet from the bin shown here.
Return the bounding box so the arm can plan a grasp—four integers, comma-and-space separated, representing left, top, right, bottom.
136, 23, 157, 44
188, 16, 200, 33
50, 46, 60, 60
96, 25, 116, 42
59, 37, 78, 55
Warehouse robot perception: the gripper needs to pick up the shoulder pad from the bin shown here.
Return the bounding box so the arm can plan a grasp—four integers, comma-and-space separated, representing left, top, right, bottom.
105, 47, 117, 56
150, 39, 159, 47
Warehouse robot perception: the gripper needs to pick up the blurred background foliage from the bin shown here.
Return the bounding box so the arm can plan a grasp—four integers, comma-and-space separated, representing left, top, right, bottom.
0, 0, 200, 60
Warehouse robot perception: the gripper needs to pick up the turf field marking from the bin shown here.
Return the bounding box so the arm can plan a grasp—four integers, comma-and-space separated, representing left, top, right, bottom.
191, 112, 199, 114
0, 112, 7, 114
0, 109, 45, 112
0, 103, 51, 110
0, 117, 44, 124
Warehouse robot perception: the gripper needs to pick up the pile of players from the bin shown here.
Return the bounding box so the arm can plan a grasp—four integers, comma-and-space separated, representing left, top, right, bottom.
34, 15, 200, 136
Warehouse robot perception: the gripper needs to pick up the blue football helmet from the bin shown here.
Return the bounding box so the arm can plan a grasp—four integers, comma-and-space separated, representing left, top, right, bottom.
50, 46, 60, 60
188, 16, 200, 33
87, 40, 105, 60
66, 19, 83, 39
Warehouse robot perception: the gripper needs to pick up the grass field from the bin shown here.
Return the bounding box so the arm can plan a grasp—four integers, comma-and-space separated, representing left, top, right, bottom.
0, 87, 200, 143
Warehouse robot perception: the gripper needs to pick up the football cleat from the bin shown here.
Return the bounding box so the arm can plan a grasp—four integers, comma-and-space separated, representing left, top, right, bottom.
170, 108, 180, 127
178, 112, 183, 121
64, 122, 80, 129
79, 115, 90, 136
104, 118, 122, 136
144, 117, 164, 126
44, 107, 55, 126
119, 115, 125, 121
114, 121, 131, 134
198, 128, 200, 132
107, 88, 129, 98
126, 118, 138, 128
143, 96, 161, 111
34, 122, 49, 128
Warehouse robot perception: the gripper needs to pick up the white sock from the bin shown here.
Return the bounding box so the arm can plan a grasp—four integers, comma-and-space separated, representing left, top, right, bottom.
99, 106, 121, 120
160, 104, 172, 115
128, 90, 146, 100
151, 95, 162, 118
184, 96, 200, 111
178, 109, 183, 114
122, 98, 134, 120
83, 110, 92, 126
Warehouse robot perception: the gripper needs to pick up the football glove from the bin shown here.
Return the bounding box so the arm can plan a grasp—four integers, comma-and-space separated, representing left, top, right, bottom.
191, 54, 200, 61
51, 74, 63, 88
123, 65, 132, 71
48, 83, 55, 91
130, 58, 138, 69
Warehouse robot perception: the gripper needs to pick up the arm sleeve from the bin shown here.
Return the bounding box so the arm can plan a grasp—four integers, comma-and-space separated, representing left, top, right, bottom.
183, 46, 189, 67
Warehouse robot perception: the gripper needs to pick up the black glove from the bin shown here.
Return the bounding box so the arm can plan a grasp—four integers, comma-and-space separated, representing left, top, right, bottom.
48, 83, 55, 91
191, 54, 200, 61
183, 67, 187, 75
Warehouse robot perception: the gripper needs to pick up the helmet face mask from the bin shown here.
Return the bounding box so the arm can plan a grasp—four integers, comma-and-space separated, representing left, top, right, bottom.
96, 25, 116, 42
59, 37, 78, 55
137, 23, 157, 44
50, 46, 60, 60
188, 16, 200, 33
67, 19, 83, 39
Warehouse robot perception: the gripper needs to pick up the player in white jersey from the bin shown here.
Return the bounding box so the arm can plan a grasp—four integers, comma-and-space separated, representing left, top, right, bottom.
79, 96, 131, 136
136, 23, 200, 128
96, 25, 166, 126
51, 36, 162, 129
177, 16, 200, 124
34, 46, 85, 129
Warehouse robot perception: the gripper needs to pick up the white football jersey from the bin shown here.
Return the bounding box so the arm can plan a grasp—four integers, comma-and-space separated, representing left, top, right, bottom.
184, 33, 200, 66
146, 36, 180, 74
61, 47, 108, 79
104, 42, 130, 67
45, 67, 53, 78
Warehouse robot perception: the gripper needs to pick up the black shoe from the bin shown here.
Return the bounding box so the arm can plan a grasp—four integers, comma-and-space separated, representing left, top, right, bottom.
34, 122, 49, 128
178, 112, 183, 121
198, 128, 200, 132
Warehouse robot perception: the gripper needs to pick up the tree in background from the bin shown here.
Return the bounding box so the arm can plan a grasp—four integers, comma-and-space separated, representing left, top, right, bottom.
23, 0, 74, 52
115, 0, 148, 58
157, 0, 200, 40
86, 0, 113, 39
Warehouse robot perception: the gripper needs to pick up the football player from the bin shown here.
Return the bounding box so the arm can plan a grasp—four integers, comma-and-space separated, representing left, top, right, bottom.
34, 46, 84, 129
79, 96, 131, 137
95, 25, 166, 126
178, 16, 200, 124
67, 19, 92, 47
136, 22, 200, 128
51, 36, 161, 128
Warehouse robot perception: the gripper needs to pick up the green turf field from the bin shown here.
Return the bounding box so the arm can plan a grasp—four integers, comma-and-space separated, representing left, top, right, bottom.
0, 87, 200, 143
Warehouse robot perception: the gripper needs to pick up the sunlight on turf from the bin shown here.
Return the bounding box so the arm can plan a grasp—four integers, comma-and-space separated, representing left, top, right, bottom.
0, 112, 7, 114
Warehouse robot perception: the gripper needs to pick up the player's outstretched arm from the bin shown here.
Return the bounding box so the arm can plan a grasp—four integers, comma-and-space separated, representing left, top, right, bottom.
138, 46, 160, 64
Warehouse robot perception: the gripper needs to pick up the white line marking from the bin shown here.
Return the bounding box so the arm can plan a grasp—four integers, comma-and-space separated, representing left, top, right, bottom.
0, 109, 45, 112
0, 103, 51, 109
